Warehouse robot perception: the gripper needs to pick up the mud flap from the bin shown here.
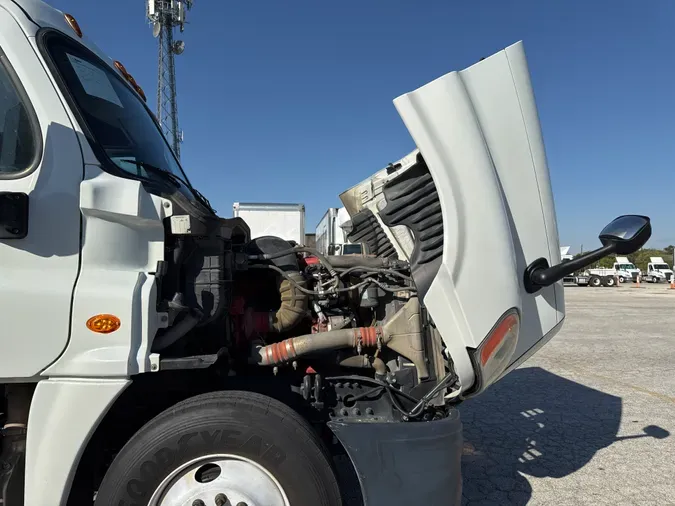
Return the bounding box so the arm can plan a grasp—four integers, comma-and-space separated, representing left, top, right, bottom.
328, 409, 463, 506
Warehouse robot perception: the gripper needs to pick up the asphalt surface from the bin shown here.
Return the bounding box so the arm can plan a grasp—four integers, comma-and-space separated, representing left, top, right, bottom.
460, 282, 675, 505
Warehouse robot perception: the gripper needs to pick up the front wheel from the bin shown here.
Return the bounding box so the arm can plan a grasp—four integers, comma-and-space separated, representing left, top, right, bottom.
94, 391, 342, 506
618, 276, 625, 283
653, 276, 660, 283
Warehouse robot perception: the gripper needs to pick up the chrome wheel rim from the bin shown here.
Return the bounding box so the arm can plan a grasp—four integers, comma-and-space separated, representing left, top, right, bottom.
149, 454, 290, 506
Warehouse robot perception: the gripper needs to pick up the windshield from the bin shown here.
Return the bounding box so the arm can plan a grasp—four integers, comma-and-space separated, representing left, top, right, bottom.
617, 263, 636, 270
342, 244, 363, 255
44, 34, 196, 199
654, 264, 670, 270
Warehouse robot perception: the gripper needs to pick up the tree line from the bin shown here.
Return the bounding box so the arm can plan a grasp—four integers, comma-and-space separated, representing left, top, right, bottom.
574, 245, 675, 271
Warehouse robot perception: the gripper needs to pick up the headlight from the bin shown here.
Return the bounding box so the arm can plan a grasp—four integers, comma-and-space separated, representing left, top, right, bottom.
468, 309, 520, 394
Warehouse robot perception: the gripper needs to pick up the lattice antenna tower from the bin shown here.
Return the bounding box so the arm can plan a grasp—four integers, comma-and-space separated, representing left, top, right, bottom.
146, 0, 193, 160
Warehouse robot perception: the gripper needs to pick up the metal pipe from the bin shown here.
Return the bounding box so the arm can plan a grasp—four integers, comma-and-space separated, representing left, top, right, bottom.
339, 355, 387, 376
255, 326, 387, 366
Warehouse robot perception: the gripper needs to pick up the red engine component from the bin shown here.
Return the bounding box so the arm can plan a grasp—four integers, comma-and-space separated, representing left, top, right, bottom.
230, 296, 270, 346
300, 255, 320, 268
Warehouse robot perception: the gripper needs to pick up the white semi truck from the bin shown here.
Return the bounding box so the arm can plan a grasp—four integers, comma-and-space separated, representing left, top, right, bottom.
612, 256, 641, 283
315, 206, 363, 256
0, 2, 651, 505
645, 257, 673, 283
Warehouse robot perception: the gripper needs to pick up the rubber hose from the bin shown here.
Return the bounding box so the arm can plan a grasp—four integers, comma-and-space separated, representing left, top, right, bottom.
326, 256, 389, 269
269, 271, 308, 333
151, 309, 202, 351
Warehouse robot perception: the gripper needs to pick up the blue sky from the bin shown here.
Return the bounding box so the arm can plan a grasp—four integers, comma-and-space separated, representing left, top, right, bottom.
51, 0, 675, 252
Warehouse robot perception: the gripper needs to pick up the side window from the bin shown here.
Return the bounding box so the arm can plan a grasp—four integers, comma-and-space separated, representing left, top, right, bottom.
0, 52, 38, 175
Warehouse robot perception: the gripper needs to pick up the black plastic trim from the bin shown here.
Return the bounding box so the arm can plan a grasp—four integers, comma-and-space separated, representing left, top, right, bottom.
0, 192, 29, 239
380, 153, 443, 299
328, 410, 463, 506
346, 209, 397, 259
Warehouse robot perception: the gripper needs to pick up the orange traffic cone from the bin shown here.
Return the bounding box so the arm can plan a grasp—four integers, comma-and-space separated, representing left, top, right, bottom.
670, 275, 675, 290
632, 274, 641, 288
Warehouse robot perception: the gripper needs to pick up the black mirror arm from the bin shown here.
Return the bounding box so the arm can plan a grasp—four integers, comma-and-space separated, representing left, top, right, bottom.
525, 243, 616, 294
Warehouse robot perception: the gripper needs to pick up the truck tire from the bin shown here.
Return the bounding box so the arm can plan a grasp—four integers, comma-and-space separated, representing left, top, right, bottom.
94, 390, 342, 506
603, 276, 616, 287
618, 276, 625, 283
589, 275, 602, 287
652, 276, 659, 283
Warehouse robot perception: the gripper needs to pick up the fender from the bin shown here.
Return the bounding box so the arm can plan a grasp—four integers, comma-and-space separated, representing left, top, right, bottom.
24, 378, 129, 505
328, 410, 463, 506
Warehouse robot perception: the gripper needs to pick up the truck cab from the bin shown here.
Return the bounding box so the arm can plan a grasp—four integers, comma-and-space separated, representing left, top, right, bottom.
0, 2, 651, 505
613, 256, 641, 283
646, 257, 673, 283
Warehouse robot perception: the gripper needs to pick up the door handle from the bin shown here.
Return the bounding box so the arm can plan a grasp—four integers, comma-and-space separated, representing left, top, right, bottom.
0, 192, 29, 239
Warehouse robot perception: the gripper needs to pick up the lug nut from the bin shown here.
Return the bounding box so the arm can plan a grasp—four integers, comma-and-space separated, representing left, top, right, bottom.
237, 503, 248, 506
192, 500, 205, 506
366, 407, 374, 415
215, 494, 227, 506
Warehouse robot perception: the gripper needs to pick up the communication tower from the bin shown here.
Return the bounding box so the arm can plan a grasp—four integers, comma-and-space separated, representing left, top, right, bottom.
146, 0, 193, 159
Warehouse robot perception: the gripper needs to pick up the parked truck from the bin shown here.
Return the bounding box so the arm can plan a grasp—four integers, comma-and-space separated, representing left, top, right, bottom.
562, 253, 651, 287
315, 206, 363, 256
645, 257, 673, 283
233, 202, 305, 245
613, 256, 641, 283
0, 3, 651, 505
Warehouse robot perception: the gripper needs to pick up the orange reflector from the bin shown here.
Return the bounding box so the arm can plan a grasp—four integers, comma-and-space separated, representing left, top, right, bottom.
86, 314, 121, 334
113, 60, 128, 75
64, 14, 82, 38
113, 61, 147, 102
480, 312, 519, 366
135, 85, 147, 102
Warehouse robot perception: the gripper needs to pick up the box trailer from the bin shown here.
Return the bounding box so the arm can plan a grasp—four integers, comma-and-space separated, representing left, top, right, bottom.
316, 207, 363, 255
233, 202, 306, 245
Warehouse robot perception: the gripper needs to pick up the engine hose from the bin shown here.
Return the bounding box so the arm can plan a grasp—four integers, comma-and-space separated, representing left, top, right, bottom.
151, 308, 202, 352
248, 246, 337, 277
249, 263, 415, 295
269, 271, 308, 333
339, 355, 387, 376
255, 326, 387, 366
326, 255, 389, 269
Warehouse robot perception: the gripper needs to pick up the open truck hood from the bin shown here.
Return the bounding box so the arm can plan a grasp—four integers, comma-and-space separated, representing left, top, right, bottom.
340, 41, 564, 393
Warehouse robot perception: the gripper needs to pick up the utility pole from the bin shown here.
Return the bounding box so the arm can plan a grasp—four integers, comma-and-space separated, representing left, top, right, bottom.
146, 0, 193, 160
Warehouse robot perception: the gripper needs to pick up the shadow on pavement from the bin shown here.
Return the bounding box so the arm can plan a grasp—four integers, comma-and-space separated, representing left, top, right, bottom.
459, 366, 670, 505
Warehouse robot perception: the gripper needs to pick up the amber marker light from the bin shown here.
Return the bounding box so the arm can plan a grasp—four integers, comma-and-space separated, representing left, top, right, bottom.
64, 14, 82, 38
86, 314, 121, 334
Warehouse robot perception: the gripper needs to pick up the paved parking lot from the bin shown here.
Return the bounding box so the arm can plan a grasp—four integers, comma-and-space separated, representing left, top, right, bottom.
461, 282, 675, 505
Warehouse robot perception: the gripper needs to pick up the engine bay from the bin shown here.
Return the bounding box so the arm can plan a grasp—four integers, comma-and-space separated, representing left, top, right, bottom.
152, 170, 458, 422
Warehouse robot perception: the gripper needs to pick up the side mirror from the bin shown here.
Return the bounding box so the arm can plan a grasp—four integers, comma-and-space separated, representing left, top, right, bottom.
525, 215, 651, 294
598, 215, 651, 254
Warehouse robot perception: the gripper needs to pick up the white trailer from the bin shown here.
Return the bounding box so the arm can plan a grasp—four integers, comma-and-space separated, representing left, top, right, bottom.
315, 206, 363, 256
233, 202, 306, 245
0, 5, 651, 505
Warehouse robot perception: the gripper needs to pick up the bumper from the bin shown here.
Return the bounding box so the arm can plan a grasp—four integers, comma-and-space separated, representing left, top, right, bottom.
328, 410, 463, 506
